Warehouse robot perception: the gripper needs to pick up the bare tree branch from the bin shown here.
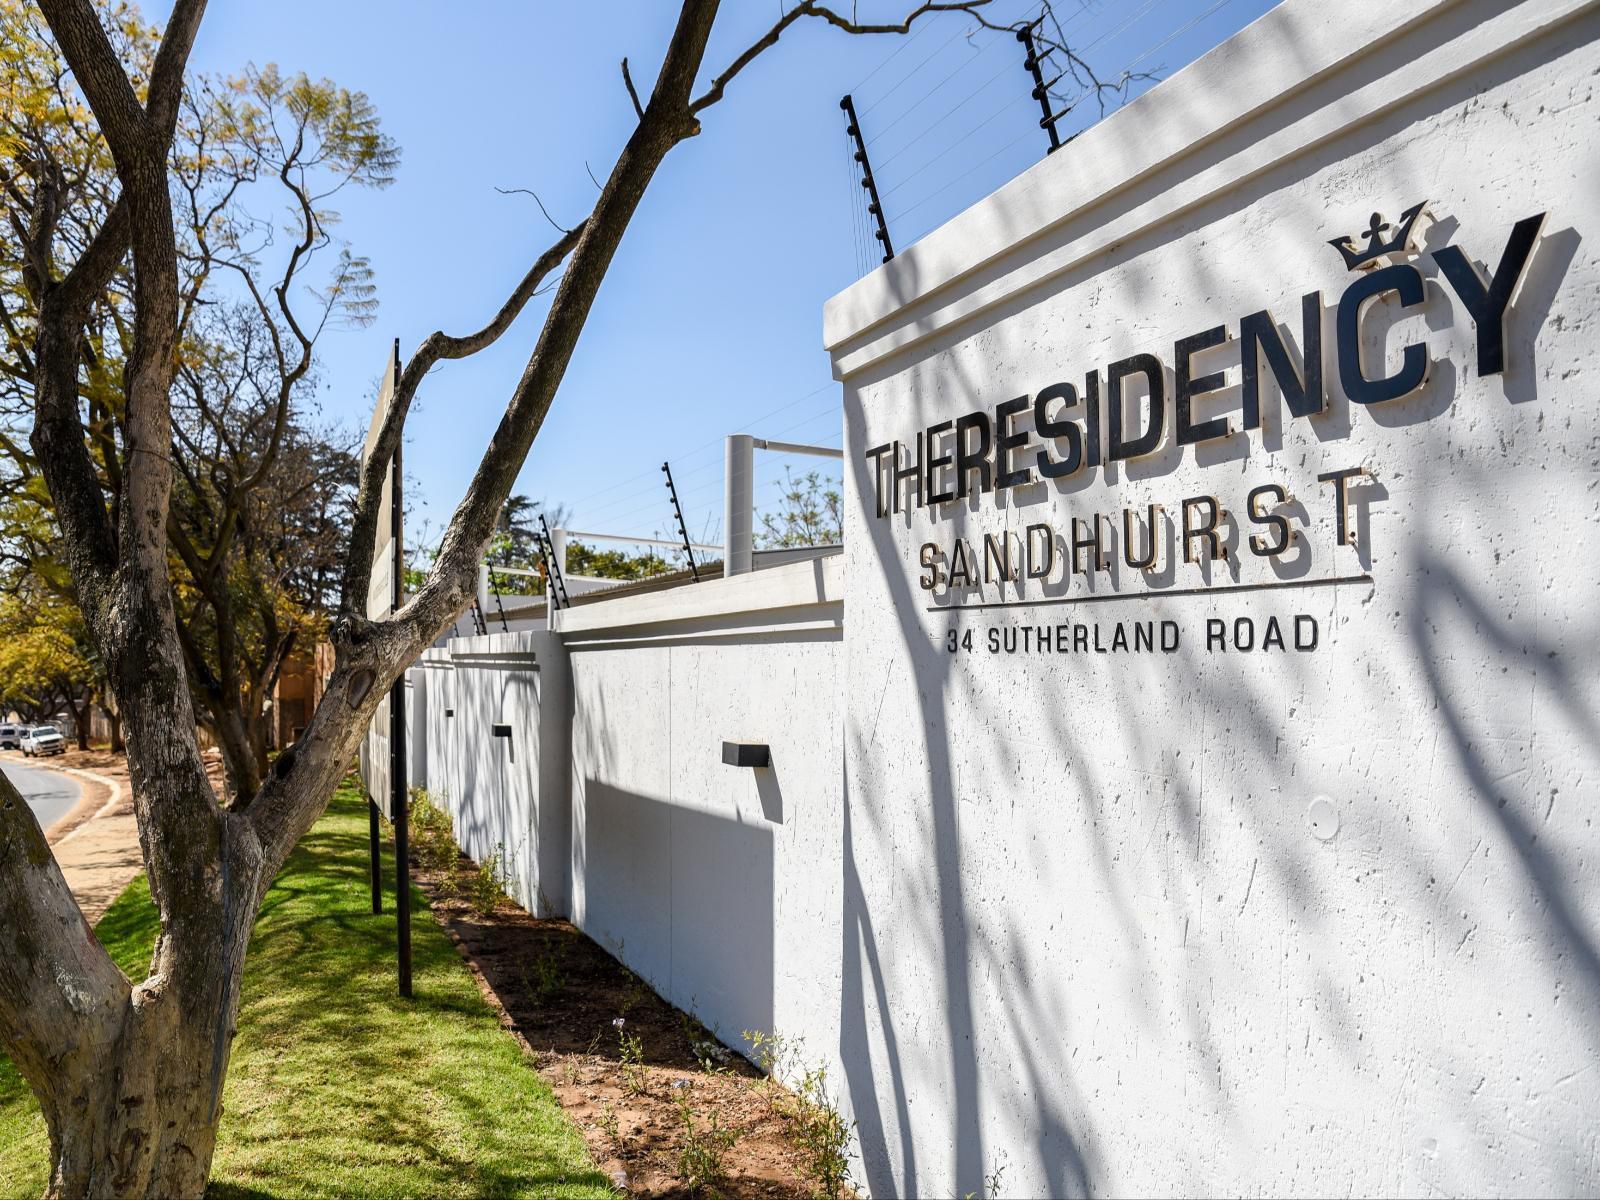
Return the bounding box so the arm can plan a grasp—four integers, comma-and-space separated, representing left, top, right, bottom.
621, 56, 646, 121
690, 0, 994, 114
336, 220, 585, 625
494, 185, 571, 234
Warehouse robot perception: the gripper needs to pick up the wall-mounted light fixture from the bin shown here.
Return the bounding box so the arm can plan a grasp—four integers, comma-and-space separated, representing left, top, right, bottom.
722, 741, 770, 768
493, 724, 512, 739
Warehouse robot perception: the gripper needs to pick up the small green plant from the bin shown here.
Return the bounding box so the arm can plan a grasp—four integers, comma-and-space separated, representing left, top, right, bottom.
470, 842, 511, 915
618, 965, 652, 1016
674, 1083, 738, 1197
793, 1063, 856, 1200
427, 828, 458, 876
615, 1017, 648, 1095
521, 945, 566, 1004
744, 1030, 856, 1200
598, 1102, 621, 1143
742, 1028, 796, 1106
984, 1149, 1009, 1199
692, 1038, 732, 1074
408, 788, 460, 880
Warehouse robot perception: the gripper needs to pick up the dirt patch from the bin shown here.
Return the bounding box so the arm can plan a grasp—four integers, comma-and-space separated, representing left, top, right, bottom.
409, 841, 854, 1199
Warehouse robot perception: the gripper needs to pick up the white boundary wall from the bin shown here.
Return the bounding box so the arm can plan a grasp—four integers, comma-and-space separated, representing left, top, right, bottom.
404, 1, 1600, 1194
410, 558, 845, 1056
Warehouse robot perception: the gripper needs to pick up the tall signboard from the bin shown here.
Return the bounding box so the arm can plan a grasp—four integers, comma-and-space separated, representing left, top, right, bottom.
360, 344, 399, 814
823, 0, 1599, 1193
358, 339, 411, 995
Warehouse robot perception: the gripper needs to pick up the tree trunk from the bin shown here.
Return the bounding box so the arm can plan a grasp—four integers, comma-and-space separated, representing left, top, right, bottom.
109, 708, 124, 753
37, 844, 263, 1199
43, 994, 225, 1199
71, 698, 89, 751
206, 705, 262, 805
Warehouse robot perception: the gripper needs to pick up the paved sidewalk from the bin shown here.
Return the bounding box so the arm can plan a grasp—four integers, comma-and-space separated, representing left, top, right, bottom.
36, 751, 141, 925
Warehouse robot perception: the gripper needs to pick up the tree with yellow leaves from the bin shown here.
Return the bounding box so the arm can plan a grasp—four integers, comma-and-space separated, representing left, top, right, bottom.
1, 0, 382, 797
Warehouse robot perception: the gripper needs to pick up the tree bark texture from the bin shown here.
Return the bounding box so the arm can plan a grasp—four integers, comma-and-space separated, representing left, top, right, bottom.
0, 0, 1001, 1193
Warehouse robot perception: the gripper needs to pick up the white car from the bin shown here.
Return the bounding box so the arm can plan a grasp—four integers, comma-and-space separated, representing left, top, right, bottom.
0, 724, 20, 750
21, 725, 66, 757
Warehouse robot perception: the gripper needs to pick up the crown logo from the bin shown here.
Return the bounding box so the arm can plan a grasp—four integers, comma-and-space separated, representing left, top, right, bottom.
1328, 200, 1430, 271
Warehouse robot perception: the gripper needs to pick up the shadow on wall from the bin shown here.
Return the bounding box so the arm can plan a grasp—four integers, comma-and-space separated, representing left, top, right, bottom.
582, 781, 775, 1048
831, 10, 1594, 1195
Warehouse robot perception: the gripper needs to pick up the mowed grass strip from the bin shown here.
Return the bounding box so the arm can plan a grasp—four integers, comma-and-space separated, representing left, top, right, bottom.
0, 779, 612, 1199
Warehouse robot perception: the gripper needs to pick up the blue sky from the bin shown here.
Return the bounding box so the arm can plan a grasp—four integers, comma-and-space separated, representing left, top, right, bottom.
176, 0, 1278, 553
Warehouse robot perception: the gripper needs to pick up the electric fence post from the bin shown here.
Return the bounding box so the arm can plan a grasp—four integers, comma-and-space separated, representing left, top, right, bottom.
841, 94, 894, 262
661, 462, 700, 582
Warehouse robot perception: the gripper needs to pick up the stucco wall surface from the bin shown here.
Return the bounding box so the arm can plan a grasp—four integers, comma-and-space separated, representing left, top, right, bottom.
825, 0, 1600, 1195
416, 632, 572, 917
562, 558, 846, 1062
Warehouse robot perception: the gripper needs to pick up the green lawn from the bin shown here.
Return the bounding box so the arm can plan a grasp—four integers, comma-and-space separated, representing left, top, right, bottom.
0, 780, 612, 1199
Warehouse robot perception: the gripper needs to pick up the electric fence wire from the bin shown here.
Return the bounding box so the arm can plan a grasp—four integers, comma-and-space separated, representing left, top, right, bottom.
565, 378, 835, 517
566, 382, 841, 530
1077, 0, 1167, 57
857, 16, 979, 118
601, 398, 844, 527
604, 401, 845, 542
879, 72, 1033, 200
846, 2, 938, 93
845, 125, 871, 276
844, 134, 861, 275
857, 0, 1045, 142
574, 405, 829, 530
895, 123, 1039, 234
864, 27, 1012, 148
1120, 0, 1236, 74
875, 46, 1028, 174
890, 0, 1237, 242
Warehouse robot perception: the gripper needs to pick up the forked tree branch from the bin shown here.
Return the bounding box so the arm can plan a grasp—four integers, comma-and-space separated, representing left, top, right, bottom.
621, 57, 646, 121
337, 220, 584, 623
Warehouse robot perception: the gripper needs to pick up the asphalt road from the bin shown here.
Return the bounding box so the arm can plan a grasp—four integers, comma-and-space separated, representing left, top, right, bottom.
2, 757, 81, 831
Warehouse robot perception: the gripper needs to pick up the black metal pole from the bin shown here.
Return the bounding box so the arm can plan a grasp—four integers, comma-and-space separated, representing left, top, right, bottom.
1017, 24, 1063, 155
840, 94, 894, 262
368, 798, 382, 914
661, 462, 699, 582
390, 387, 412, 999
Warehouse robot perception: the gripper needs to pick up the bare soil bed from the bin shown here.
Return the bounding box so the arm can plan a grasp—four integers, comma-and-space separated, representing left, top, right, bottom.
410, 839, 849, 1199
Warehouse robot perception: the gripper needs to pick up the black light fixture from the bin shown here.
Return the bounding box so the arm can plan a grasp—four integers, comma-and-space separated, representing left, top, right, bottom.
721, 741, 771, 768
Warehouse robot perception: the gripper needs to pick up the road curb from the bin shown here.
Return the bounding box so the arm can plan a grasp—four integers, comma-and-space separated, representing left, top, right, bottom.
51, 765, 125, 845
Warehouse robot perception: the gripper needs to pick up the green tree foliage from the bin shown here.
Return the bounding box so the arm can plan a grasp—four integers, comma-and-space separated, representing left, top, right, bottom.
757, 467, 843, 549
565, 541, 670, 580
0, 0, 391, 795
0, 587, 95, 741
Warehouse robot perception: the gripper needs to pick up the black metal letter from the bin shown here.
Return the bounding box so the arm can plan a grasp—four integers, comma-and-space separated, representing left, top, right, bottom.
1241, 291, 1325, 427
1432, 213, 1546, 377
1336, 263, 1429, 405
1108, 354, 1165, 460
1175, 325, 1232, 445
954, 411, 994, 498
1034, 383, 1083, 479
